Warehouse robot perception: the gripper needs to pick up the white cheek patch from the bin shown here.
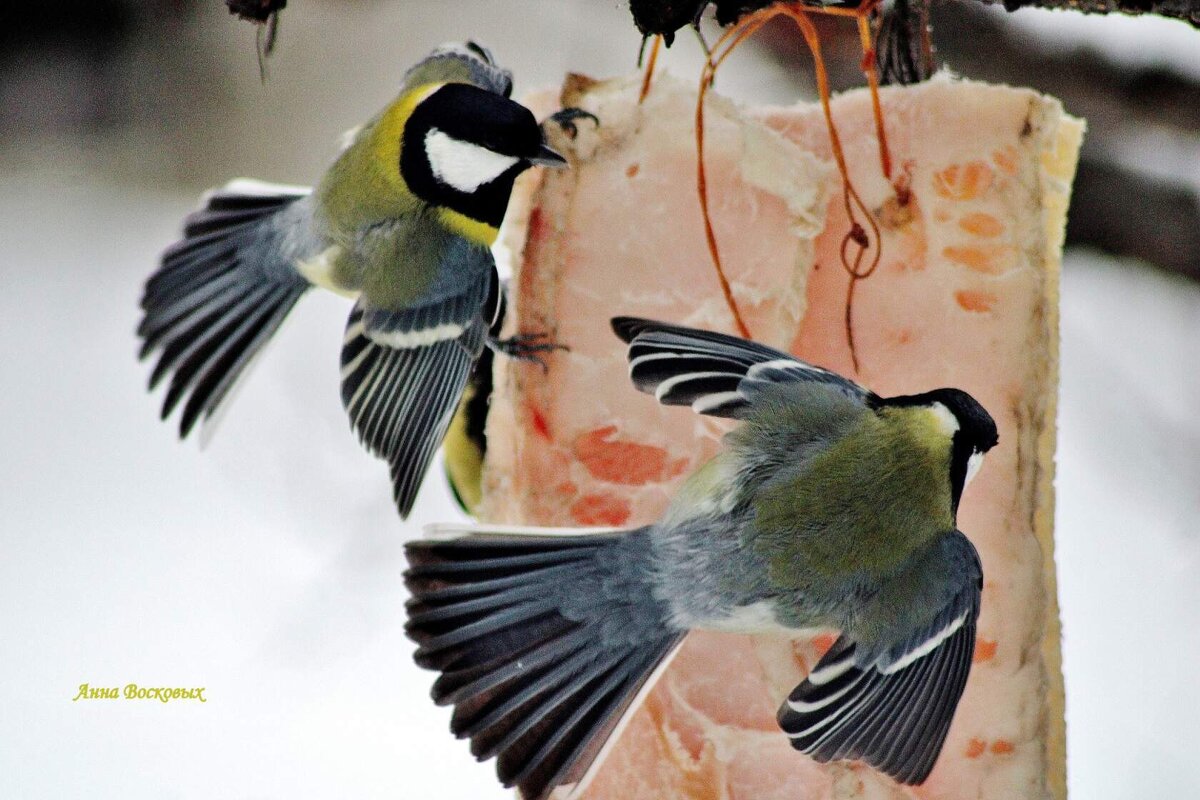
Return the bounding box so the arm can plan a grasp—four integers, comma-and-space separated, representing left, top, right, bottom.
424, 128, 520, 193
965, 451, 984, 487
929, 402, 960, 437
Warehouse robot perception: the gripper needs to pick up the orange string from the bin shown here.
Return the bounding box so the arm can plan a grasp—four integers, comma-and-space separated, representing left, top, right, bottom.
695, 9, 778, 340
855, 2, 892, 182
692, 1, 888, 367
638, 35, 663, 104
781, 5, 882, 374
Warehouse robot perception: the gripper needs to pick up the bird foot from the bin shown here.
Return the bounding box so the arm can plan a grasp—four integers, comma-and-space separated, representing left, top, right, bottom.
488, 332, 568, 373
544, 108, 599, 140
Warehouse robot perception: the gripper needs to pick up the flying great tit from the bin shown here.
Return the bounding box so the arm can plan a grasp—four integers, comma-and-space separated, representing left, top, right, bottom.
138, 42, 569, 518
404, 317, 998, 799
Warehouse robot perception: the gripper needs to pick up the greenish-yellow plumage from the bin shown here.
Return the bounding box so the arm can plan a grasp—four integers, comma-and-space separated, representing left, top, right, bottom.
138, 41, 567, 518
754, 405, 955, 586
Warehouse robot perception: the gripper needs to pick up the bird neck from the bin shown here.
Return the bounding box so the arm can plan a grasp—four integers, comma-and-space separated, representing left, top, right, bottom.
402, 149, 515, 244
317, 91, 429, 229
436, 203, 502, 247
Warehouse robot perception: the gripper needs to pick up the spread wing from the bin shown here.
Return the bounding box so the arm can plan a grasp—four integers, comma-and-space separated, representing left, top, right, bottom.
778, 531, 982, 785
612, 317, 877, 419
341, 267, 497, 518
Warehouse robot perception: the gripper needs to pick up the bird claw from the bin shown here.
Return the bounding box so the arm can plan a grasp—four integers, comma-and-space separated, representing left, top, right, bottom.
545, 108, 599, 140
489, 332, 568, 374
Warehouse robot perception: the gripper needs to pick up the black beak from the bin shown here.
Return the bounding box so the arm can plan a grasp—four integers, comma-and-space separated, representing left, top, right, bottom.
528, 143, 567, 168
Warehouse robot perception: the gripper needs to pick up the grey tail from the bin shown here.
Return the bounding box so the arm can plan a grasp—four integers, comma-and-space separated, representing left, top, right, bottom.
138, 183, 310, 438
405, 528, 684, 800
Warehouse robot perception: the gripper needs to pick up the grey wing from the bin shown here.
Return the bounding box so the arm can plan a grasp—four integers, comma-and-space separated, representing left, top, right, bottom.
341, 266, 495, 519
612, 317, 877, 419
778, 531, 982, 785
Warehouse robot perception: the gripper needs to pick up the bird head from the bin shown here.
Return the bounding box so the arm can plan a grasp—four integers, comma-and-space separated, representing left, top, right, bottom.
398, 83, 565, 234
882, 388, 998, 513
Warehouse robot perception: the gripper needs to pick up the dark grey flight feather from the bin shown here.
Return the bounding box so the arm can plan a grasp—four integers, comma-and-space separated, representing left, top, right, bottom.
341, 306, 487, 518
360, 272, 490, 340
778, 531, 982, 785
405, 530, 685, 800
342, 259, 498, 518
611, 316, 876, 418
139, 183, 313, 438
781, 614, 976, 784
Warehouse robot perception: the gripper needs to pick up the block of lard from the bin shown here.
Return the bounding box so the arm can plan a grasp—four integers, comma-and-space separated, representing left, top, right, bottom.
481, 73, 1081, 800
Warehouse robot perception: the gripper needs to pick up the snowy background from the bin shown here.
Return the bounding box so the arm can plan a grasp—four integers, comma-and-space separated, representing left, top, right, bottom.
1, 2, 1197, 797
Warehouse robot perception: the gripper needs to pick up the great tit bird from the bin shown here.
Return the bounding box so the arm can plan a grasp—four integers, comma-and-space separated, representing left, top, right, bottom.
404, 317, 998, 799
138, 42, 568, 518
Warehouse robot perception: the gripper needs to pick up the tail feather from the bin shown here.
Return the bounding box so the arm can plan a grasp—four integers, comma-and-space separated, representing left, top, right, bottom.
183, 205, 287, 237
139, 181, 312, 439
179, 289, 308, 434
500, 645, 673, 795
408, 547, 598, 578
432, 629, 592, 706
405, 527, 683, 800
494, 653, 630, 780
182, 182, 310, 235
412, 562, 583, 603
445, 622, 587, 727
140, 249, 239, 317
465, 644, 607, 756
417, 598, 564, 661
138, 263, 242, 352
150, 281, 274, 392
156, 284, 274, 410
155, 231, 237, 272
407, 579, 560, 627
411, 603, 575, 675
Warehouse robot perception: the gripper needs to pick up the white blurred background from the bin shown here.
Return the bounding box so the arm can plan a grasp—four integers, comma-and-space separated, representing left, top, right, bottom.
1, 1, 1197, 797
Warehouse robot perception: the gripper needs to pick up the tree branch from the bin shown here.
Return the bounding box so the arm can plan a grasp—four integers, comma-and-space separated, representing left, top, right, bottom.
990, 0, 1200, 27
705, 0, 1200, 30
931, 3, 1200, 136
1067, 158, 1200, 282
